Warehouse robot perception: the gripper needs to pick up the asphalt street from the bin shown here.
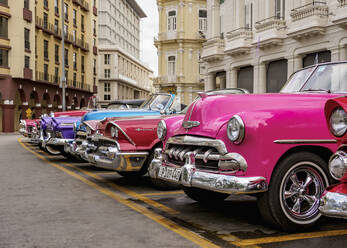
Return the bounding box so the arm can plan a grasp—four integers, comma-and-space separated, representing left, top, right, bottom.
1, 134, 346, 248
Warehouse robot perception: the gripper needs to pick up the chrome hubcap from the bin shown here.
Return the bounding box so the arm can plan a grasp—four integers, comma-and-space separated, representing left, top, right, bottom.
282, 166, 325, 220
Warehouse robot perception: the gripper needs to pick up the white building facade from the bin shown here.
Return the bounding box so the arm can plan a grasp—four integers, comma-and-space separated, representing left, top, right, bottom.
98, 0, 153, 102
202, 0, 347, 93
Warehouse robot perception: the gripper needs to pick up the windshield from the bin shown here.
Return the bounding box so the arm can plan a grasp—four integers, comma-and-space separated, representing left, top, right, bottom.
107, 104, 128, 110
140, 94, 171, 110
281, 63, 347, 93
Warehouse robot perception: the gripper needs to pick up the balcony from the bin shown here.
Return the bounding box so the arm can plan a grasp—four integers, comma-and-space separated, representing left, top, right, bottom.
287, 1, 329, 39
77, 38, 89, 52
201, 37, 225, 62
72, 0, 89, 12
36, 71, 59, 84
23, 68, 32, 80
23, 8, 32, 22
332, 0, 347, 28
155, 75, 181, 86
155, 31, 185, 42
36, 16, 62, 39
225, 27, 253, 57
254, 16, 286, 49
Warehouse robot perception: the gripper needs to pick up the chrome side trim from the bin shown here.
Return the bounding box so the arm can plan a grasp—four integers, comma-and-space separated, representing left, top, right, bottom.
274, 139, 337, 144
109, 121, 136, 146
167, 135, 228, 155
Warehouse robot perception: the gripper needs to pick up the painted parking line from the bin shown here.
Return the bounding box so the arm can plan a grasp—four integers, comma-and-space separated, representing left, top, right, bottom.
18, 139, 220, 248
140, 191, 184, 196
231, 229, 347, 246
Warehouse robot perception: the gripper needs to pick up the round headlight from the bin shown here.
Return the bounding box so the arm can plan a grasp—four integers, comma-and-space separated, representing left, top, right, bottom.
110, 126, 118, 138
157, 120, 167, 141
227, 115, 245, 144
329, 151, 347, 180
330, 107, 347, 137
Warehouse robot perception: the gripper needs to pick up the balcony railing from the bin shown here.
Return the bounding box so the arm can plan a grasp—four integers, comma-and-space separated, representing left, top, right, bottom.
72, 0, 89, 11
226, 27, 253, 40
255, 16, 286, 32
36, 16, 62, 38
290, 1, 328, 21
338, 0, 347, 7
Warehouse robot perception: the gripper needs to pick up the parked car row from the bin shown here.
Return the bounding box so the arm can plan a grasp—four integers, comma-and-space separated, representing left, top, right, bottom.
20, 62, 347, 231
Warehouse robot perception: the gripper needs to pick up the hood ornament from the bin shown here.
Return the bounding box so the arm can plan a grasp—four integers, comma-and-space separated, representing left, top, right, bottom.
182, 121, 200, 129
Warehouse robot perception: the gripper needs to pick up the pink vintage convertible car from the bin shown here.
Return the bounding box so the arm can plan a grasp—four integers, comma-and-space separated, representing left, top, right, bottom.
149, 62, 347, 231
320, 96, 347, 219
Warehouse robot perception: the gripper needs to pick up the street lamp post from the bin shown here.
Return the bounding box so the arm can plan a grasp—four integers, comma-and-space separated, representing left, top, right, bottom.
60, 0, 66, 111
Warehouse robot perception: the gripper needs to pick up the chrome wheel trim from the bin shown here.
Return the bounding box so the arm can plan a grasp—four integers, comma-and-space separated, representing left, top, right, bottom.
45, 146, 61, 155
279, 161, 329, 225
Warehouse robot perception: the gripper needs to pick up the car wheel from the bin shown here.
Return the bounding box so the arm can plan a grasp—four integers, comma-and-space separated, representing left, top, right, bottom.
182, 187, 229, 203
45, 145, 62, 155
257, 152, 330, 231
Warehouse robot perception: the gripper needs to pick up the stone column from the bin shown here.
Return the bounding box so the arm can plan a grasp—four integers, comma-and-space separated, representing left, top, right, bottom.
2, 103, 15, 132
179, 1, 184, 33
35, 103, 42, 118
287, 55, 302, 77
188, 86, 193, 103
254, 63, 267, 93
205, 73, 216, 91
226, 67, 238, 88
211, 0, 220, 38
178, 44, 184, 77
330, 46, 340, 62
341, 46, 347, 61
219, 74, 226, 89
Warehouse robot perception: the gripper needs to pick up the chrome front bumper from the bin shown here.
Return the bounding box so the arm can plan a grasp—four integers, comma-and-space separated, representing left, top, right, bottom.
88, 145, 148, 172
149, 148, 268, 194
19, 128, 29, 137
320, 190, 347, 219
43, 137, 73, 147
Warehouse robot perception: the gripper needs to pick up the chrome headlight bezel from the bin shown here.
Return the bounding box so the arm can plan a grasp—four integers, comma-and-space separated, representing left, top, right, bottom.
110, 126, 118, 138
329, 150, 347, 180
227, 115, 245, 144
330, 107, 347, 137
157, 120, 167, 141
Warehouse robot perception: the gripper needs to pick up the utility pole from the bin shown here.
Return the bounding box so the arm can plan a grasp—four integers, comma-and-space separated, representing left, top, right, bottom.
60, 0, 66, 111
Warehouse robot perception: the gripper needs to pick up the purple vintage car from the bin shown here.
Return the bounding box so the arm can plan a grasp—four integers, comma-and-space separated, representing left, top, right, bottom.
149, 62, 347, 231
41, 116, 81, 156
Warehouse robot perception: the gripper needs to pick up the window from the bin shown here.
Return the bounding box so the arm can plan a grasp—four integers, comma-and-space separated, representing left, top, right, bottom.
93, 59, 96, 74
275, 0, 285, 19
73, 53, 77, 70
168, 56, 176, 76
64, 49, 68, 66
81, 15, 85, 31
167, 10, 176, 31
81, 55, 85, 72
199, 10, 207, 32
43, 13, 48, 29
73, 9, 77, 25
65, 70, 68, 82
245, 3, 253, 29
43, 0, 48, 9
54, 0, 59, 15
0, 49, 8, 67
104, 54, 110, 64
64, 3, 68, 20
44, 40, 49, 59
73, 72, 77, 86
81, 75, 84, 86
104, 69, 110, 78
54, 19, 59, 34
93, 20, 96, 35
24, 0, 29, 9
0, 16, 8, 38
73, 30, 76, 42
104, 83, 111, 92
54, 67, 59, 83
55, 44, 59, 63
104, 95, 111, 101
24, 56, 30, 68
44, 64, 49, 81
24, 28, 30, 50
64, 24, 68, 38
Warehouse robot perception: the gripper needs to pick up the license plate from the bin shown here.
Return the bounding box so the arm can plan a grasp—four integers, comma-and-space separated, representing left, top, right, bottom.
158, 167, 182, 182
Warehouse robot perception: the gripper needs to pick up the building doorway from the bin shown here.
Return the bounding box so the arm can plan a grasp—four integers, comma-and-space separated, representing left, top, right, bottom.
303, 51, 331, 67
266, 59, 288, 92
237, 66, 254, 93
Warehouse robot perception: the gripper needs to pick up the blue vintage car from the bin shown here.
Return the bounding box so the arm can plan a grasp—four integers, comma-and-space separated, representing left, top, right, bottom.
65, 93, 181, 160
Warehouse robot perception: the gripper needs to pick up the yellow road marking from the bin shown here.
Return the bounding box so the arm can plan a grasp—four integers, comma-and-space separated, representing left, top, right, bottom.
140, 191, 184, 196
218, 234, 261, 248
18, 139, 219, 248
232, 229, 347, 246
92, 171, 118, 175
62, 161, 180, 216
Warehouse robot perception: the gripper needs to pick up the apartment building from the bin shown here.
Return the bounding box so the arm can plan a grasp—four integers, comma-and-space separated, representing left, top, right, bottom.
202, 0, 347, 93
154, 0, 207, 105
98, 0, 153, 103
0, 0, 98, 132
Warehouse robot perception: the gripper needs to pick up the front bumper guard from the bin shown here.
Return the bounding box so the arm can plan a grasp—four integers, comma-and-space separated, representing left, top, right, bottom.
88, 146, 148, 172
320, 190, 347, 219
149, 148, 268, 194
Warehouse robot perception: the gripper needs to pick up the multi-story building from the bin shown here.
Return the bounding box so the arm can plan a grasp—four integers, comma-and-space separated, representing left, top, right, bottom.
98, 0, 153, 103
202, 0, 347, 93
0, 0, 98, 132
154, 0, 207, 105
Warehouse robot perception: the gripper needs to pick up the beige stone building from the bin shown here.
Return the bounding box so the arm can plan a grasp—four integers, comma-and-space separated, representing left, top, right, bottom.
0, 0, 98, 132
154, 0, 207, 105
98, 0, 153, 103
202, 0, 347, 93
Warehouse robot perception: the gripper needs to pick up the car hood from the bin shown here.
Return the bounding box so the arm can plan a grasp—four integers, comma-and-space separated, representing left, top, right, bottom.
54, 110, 88, 117
81, 109, 160, 122
171, 93, 343, 139
52, 116, 81, 129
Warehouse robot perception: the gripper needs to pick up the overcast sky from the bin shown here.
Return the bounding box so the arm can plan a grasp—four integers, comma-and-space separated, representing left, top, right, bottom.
138, 0, 159, 76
